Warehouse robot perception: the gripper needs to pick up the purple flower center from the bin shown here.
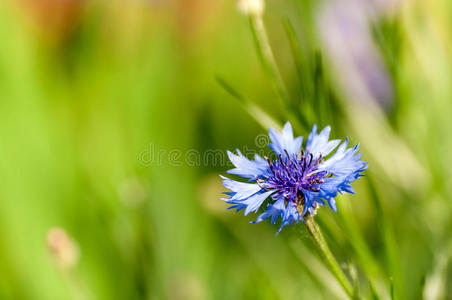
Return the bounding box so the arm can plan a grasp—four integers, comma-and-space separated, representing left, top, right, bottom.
259, 150, 329, 206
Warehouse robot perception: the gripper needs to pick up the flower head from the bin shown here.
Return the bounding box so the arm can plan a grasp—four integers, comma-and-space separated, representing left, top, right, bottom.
221, 122, 367, 234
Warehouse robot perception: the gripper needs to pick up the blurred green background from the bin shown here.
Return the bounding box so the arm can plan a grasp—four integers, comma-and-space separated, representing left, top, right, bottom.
0, 0, 451, 299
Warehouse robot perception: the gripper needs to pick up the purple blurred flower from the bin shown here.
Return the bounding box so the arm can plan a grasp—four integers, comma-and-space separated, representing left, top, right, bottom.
317, 0, 398, 109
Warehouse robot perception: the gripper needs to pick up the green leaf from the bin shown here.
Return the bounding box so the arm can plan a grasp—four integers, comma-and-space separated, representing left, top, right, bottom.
368, 178, 406, 300
369, 281, 380, 300
215, 75, 282, 131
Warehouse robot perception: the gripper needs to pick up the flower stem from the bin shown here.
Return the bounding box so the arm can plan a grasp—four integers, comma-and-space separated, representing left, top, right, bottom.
248, 7, 309, 130
249, 14, 289, 104
304, 215, 354, 298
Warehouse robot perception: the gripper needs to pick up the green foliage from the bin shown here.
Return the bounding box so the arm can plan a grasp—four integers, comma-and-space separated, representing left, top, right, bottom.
0, 0, 451, 299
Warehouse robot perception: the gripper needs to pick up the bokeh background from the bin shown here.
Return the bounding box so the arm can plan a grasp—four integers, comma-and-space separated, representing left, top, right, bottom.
0, 0, 451, 299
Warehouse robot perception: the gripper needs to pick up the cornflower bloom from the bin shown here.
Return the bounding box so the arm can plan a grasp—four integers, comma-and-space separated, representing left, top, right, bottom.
222, 122, 367, 233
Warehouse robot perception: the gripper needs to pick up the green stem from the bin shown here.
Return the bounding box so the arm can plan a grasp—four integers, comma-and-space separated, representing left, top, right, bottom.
249, 14, 289, 104
248, 11, 309, 131
304, 215, 354, 298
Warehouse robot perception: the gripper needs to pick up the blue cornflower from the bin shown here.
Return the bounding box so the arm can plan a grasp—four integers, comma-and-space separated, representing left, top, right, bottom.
221, 122, 367, 233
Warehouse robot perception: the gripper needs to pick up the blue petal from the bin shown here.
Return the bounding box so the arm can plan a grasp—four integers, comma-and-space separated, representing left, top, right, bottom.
327, 197, 337, 212
302, 190, 325, 217
221, 175, 274, 215
306, 125, 341, 158
251, 197, 285, 224
242, 190, 275, 215
226, 202, 248, 212
226, 150, 270, 180
277, 201, 300, 234
319, 142, 368, 177
268, 122, 303, 158
225, 190, 274, 215
220, 175, 261, 201
314, 140, 367, 210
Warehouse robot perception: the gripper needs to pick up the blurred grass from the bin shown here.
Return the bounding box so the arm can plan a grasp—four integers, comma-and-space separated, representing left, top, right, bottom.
0, 0, 451, 299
